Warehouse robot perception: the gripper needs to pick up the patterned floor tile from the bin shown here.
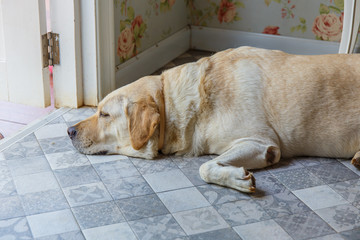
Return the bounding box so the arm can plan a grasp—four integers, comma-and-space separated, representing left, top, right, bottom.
20, 189, 69, 215
309, 233, 346, 240
234, 219, 292, 240
254, 189, 311, 218
214, 199, 270, 226
0, 217, 33, 240
307, 162, 359, 184
46, 116, 66, 125
104, 176, 153, 200
38, 136, 75, 154
315, 204, 360, 232
197, 184, 250, 205
171, 155, 212, 169
266, 158, 304, 173
252, 173, 287, 197
353, 200, 360, 209
173, 206, 229, 235
0, 195, 25, 220
82, 222, 137, 240
275, 211, 335, 240
298, 157, 335, 167
46, 151, 90, 170
293, 185, 348, 210
129, 214, 186, 240
14, 171, 59, 195
189, 228, 241, 240
20, 133, 38, 143
72, 201, 125, 229
158, 187, 210, 213
86, 154, 129, 164
340, 227, 360, 240
272, 168, 324, 191
62, 108, 96, 123
3, 140, 44, 160
0, 177, 16, 198
130, 156, 178, 175
143, 169, 193, 192
116, 194, 169, 221
6, 156, 50, 177
63, 182, 112, 207
27, 209, 79, 238
93, 159, 140, 181
54, 165, 100, 188
180, 167, 207, 186
35, 230, 85, 240
330, 179, 360, 203
34, 123, 68, 140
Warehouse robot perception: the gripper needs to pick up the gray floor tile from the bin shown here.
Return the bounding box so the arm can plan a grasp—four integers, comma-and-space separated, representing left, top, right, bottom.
143, 169, 193, 192
266, 158, 304, 173
189, 228, 241, 240
172, 155, 211, 169
104, 176, 153, 200
86, 154, 128, 164
158, 187, 210, 213
20, 189, 69, 215
252, 173, 287, 197
27, 209, 79, 238
254, 189, 311, 218
20, 133, 38, 142
330, 179, 360, 203
294, 185, 348, 210
46, 151, 90, 170
307, 162, 359, 184
82, 222, 137, 240
0, 217, 33, 239
234, 219, 292, 240
338, 159, 360, 176
0, 195, 25, 220
315, 204, 360, 232
7, 156, 51, 177
72, 201, 125, 229
46, 116, 66, 125
181, 167, 207, 186
353, 200, 360, 209
197, 184, 250, 205
34, 123, 68, 140
39, 136, 76, 154
298, 157, 335, 167
62, 108, 96, 123
3, 140, 44, 160
275, 211, 335, 240
54, 165, 100, 188
129, 214, 186, 240
35, 230, 85, 240
130, 156, 178, 174
0, 178, 17, 198
14, 171, 59, 195
214, 199, 270, 226
63, 182, 112, 207
93, 159, 140, 180
116, 194, 169, 221
272, 168, 324, 191
309, 233, 346, 240
173, 206, 229, 235
340, 227, 360, 240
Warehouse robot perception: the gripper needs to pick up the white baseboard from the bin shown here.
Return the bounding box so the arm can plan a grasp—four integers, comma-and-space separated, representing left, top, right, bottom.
115, 27, 190, 88
190, 26, 353, 55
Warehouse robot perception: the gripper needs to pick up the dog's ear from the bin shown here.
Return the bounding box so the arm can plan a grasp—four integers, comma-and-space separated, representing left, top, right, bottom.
125, 96, 160, 150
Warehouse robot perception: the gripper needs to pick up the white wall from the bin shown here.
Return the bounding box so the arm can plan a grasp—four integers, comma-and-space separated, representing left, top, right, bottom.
0, 0, 9, 101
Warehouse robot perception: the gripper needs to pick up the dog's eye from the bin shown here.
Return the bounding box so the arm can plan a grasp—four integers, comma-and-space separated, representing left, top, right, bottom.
99, 112, 110, 118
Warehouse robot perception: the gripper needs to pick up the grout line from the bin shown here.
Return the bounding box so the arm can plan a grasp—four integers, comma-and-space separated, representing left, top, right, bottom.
0, 119, 27, 125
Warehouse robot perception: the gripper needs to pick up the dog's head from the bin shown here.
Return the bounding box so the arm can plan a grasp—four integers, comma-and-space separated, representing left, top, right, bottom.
67, 76, 163, 159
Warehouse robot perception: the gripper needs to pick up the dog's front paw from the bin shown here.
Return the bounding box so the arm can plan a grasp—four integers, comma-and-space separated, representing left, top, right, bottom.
199, 163, 256, 193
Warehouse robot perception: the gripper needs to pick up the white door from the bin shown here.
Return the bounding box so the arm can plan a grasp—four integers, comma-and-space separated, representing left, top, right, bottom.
0, 0, 51, 108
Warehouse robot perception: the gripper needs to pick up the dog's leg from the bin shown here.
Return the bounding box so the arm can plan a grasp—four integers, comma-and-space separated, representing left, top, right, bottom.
351, 151, 360, 168
199, 139, 281, 193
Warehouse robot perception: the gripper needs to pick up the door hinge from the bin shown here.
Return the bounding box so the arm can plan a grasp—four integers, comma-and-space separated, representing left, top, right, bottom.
42, 32, 60, 68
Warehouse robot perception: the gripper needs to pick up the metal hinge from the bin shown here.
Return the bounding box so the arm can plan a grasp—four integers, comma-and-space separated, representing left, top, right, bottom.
42, 32, 60, 68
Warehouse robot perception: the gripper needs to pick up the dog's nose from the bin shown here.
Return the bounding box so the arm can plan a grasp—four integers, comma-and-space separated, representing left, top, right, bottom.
67, 126, 77, 140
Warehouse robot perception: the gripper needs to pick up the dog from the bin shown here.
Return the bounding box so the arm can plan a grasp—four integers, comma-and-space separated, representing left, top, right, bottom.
68, 46, 360, 193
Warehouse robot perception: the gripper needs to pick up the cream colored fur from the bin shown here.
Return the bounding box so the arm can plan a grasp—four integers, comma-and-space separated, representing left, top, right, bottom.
70, 46, 360, 193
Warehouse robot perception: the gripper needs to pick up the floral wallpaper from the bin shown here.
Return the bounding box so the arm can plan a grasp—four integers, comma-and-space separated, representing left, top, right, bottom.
114, 0, 349, 65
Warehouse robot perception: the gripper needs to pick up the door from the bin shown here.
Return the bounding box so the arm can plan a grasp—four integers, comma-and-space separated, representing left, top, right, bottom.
0, 0, 51, 107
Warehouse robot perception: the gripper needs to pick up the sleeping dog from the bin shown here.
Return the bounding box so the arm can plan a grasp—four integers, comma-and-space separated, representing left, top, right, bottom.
68, 46, 360, 193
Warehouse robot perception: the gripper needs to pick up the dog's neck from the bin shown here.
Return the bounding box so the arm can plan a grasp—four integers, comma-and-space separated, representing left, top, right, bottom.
158, 89, 165, 151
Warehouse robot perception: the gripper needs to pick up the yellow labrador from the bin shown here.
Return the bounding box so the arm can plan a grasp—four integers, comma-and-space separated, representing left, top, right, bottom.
68, 46, 360, 193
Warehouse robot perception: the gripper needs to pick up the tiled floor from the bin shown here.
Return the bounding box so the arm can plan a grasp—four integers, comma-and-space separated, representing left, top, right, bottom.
1, 51, 360, 239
